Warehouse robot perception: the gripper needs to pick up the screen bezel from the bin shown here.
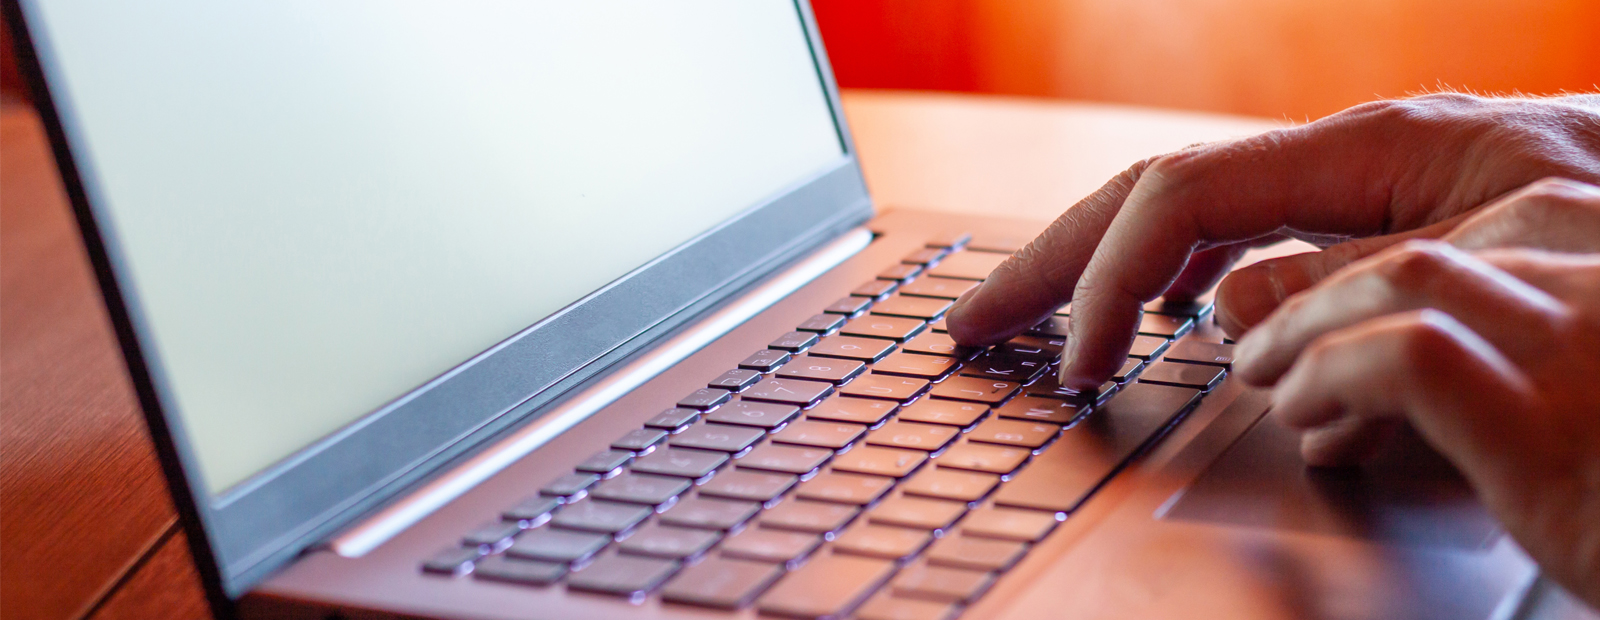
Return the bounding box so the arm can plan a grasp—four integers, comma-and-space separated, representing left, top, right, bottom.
4, 0, 870, 609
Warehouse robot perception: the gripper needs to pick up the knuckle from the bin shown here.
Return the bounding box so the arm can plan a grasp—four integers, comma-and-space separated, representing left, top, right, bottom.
1378, 240, 1456, 289
1396, 312, 1468, 372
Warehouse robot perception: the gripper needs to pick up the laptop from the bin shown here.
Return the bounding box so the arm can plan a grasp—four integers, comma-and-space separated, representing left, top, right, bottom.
6, 1, 1542, 618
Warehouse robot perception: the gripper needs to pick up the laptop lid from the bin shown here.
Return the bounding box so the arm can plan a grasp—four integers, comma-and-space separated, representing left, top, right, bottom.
5, 0, 868, 605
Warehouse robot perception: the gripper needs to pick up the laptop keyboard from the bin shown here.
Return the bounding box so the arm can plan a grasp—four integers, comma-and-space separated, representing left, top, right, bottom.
421, 235, 1233, 619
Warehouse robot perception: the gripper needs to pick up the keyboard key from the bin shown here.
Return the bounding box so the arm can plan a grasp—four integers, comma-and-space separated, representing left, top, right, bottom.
707, 368, 762, 391
868, 495, 967, 530
840, 375, 930, 401
793, 471, 895, 505
878, 263, 924, 282
995, 396, 1083, 425
901, 248, 948, 265
550, 499, 653, 534
898, 276, 979, 299
775, 354, 865, 384
806, 396, 898, 425
743, 378, 835, 406
757, 553, 896, 619
824, 296, 872, 315
769, 330, 820, 353
960, 350, 1049, 383
934, 443, 1030, 475
540, 472, 600, 498
658, 496, 759, 530
856, 593, 957, 620
901, 332, 975, 358
871, 352, 959, 380
677, 388, 732, 410
617, 523, 721, 559
895, 399, 988, 427
901, 468, 1000, 502
697, 469, 798, 503
840, 315, 926, 341
927, 251, 1007, 280
630, 447, 728, 478
644, 407, 700, 430
1164, 340, 1236, 366
661, 557, 785, 609
870, 295, 954, 320
865, 421, 959, 452
967, 233, 1029, 253
1114, 357, 1144, 382
1144, 298, 1212, 317
738, 349, 792, 372
737, 443, 832, 475
1138, 361, 1225, 390
1027, 315, 1071, 337
966, 419, 1060, 449
462, 521, 522, 548
829, 445, 928, 478
421, 546, 481, 575
502, 496, 560, 523
994, 383, 1200, 513
959, 507, 1058, 542
472, 555, 566, 585
1128, 334, 1171, 359
611, 428, 668, 453
891, 563, 994, 604
833, 523, 934, 560
566, 553, 680, 596
929, 376, 1019, 404
720, 528, 821, 564
704, 401, 801, 429
809, 335, 897, 362
506, 528, 610, 563
796, 313, 846, 333
852, 279, 899, 298
770, 420, 866, 450
668, 423, 764, 453
589, 473, 691, 505
1025, 372, 1117, 404
760, 499, 860, 533
1139, 313, 1193, 338
925, 535, 1027, 571
574, 449, 633, 474
926, 231, 973, 249
1000, 334, 1064, 357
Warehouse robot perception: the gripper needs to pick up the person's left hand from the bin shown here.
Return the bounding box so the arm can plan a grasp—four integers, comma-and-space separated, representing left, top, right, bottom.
1232, 178, 1600, 608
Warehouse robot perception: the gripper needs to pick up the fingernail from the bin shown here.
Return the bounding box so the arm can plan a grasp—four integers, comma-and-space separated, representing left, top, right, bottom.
945, 284, 988, 340
1233, 331, 1265, 373
1057, 332, 1078, 383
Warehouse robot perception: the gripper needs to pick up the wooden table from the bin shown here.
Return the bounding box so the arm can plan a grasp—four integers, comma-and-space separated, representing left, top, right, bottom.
13, 91, 1581, 620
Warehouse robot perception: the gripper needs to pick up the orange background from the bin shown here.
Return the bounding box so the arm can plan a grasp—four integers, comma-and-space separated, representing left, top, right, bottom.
7, 2, 1600, 119
809, 0, 1600, 120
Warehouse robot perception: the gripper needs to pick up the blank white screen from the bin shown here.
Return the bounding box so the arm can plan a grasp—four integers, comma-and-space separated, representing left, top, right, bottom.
34, 0, 843, 492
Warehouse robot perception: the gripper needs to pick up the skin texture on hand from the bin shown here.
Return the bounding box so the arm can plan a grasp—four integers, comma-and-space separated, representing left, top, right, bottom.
944, 93, 1600, 389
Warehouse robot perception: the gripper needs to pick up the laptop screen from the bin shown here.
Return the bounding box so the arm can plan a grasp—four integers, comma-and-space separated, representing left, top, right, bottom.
31, 1, 844, 493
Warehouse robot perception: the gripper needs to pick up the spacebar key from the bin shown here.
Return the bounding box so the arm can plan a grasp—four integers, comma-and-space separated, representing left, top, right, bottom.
756, 553, 896, 619
994, 383, 1200, 513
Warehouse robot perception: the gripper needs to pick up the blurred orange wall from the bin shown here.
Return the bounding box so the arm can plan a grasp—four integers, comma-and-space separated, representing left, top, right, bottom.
812, 0, 1600, 120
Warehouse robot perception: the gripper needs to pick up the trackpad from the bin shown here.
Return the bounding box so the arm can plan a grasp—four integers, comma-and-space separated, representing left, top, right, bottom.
1163, 409, 1501, 550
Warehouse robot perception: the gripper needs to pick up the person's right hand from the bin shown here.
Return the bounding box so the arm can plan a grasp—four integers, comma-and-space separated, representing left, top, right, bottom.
944, 93, 1600, 389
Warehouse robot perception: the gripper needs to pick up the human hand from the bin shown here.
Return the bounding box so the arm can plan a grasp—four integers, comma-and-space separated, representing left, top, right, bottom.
1230, 218, 1600, 607
944, 93, 1600, 389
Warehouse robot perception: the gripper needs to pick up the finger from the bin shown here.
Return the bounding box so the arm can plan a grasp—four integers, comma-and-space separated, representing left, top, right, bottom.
1214, 217, 1468, 337
1234, 241, 1566, 385
1053, 110, 1466, 387
1298, 417, 1403, 468
1162, 242, 1256, 302
1475, 249, 1600, 306
1271, 309, 1536, 473
945, 158, 1150, 347
1444, 177, 1600, 252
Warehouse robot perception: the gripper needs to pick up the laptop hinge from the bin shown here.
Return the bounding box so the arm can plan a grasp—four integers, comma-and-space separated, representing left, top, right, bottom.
327, 227, 874, 556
